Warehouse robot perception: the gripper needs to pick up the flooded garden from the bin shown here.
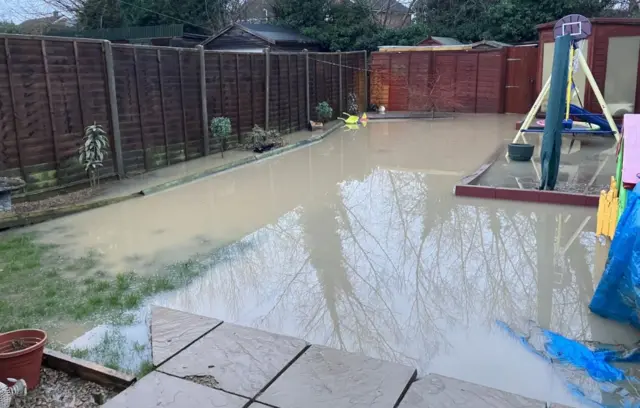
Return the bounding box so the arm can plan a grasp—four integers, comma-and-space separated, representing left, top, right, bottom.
1, 115, 635, 406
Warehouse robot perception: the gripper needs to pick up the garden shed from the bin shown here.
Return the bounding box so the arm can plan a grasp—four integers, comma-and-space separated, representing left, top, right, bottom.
537, 18, 640, 116
201, 23, 321, 52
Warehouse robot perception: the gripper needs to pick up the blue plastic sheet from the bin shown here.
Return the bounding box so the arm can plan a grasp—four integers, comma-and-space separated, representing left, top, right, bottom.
590, 184, 640, 329
497, 320, 640, 407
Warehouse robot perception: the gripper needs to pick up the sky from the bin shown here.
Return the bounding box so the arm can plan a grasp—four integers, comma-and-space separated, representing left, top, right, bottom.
0, 0, 55, 23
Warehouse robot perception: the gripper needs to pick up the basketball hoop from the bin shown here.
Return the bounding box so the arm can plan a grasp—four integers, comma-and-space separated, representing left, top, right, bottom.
553, 14, 592, 40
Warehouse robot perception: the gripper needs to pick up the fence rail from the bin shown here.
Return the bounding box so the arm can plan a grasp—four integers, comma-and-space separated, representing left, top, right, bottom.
0, 34, 367, 193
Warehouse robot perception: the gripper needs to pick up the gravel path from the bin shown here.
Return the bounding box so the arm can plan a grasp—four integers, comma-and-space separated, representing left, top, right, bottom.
11, 367, 118, 407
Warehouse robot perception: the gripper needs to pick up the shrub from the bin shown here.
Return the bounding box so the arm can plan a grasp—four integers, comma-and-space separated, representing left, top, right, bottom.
315, 102, 333, 123
244, 125, 285, 153
79, 123, 110, 187
210, 117, 232, 157
347, 92, 358, 115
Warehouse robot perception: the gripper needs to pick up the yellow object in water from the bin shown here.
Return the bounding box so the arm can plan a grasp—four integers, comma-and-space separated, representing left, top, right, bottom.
340, 112, 360, 124
596, 176, 619, 240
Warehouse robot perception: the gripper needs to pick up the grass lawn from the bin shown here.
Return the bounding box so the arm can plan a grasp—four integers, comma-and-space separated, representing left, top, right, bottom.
0, 233, 209, 376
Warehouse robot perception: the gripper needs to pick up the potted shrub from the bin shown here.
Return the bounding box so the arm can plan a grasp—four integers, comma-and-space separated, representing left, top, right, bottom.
315, 102, 333, 124
210, 117, 232, 158
0, 329, 47, 390
244, 125, 285, 153
78, 123, 110, 188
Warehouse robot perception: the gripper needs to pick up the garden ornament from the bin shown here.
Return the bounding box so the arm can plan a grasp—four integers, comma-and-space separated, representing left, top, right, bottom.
0, 378, 27, 408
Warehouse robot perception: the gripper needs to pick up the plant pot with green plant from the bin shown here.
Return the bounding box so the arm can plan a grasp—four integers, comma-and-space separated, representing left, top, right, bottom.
211, 117, 232, 158
0, 329, 47, 390
315, 102, 333, 126
244, 125, 285, 153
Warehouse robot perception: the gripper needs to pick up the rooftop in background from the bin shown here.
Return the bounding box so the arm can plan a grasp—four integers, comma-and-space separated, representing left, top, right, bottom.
370, 0, 409, 13
51, 24, 210, 46
418, 36, 464, 46
202, 22, 319, 47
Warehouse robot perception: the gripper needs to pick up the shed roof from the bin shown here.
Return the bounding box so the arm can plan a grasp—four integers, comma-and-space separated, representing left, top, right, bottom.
201, 22, 319, 46
470, 40, 511, 48
428, 36, 464, 46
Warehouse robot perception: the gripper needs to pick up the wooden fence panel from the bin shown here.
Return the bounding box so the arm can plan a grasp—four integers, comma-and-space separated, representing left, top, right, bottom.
113, 45, 144, 174
180, 50, 204, 159
454, 53, 478, 113
372, 50, 507, 114
0, 35, 367, 194
476, 51, 505, 113
0, 39, 22, 176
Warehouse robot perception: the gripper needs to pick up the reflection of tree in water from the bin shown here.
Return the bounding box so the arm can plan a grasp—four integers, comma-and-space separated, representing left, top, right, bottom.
160, 165, 599, 373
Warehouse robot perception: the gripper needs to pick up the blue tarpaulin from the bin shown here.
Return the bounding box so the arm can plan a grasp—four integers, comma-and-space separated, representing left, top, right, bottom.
497, 320, 640, 407
590, 184, 640, 329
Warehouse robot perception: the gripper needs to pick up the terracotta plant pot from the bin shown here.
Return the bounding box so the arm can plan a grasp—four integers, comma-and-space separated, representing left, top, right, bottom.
0, 329, 47, 390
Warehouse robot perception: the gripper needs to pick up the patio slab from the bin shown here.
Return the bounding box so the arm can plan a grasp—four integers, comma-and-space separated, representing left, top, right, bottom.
151, 306, 222, 366
102, 371, 249, 408
397, 374, 547, 408
257, 345, 417, 408
159, 322, 308, 399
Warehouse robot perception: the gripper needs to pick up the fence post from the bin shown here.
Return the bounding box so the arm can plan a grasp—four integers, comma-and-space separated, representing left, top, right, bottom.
264, 47, 270, 130
4, 38, 26, 181
41, 40, 60, 171
338, 52, 343, 114
197, 45, 209, 155
103, 41, 124, 178
305, 49, 310, 125
363, 50, 369, 111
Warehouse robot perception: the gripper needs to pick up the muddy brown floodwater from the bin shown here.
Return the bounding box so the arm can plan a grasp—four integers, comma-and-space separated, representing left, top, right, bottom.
31, 115, 639, 407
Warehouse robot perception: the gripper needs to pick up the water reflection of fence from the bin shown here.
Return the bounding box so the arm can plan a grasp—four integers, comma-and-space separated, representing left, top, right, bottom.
0, 34, 367, 192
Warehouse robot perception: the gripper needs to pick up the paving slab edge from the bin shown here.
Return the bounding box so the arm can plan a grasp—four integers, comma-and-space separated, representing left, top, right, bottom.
140, 123, 342, 196
0, 124, 342, 231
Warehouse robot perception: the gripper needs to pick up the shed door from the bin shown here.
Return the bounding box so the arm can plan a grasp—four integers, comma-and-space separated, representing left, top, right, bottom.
504, 46, 538, 114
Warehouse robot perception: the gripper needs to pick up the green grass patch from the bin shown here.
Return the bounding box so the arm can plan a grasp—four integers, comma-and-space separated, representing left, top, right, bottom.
0, 234, 208, 333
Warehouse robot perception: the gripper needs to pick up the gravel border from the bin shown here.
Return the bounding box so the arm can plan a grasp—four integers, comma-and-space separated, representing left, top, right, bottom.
11, 367, 118, 407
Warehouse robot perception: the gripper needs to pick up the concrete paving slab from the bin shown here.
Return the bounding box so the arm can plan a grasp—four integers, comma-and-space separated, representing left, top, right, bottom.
159, 322, 308, 399
397, 374, 545, 408
151, 306, 222, 366
258, 345, 417, 408
102, 371, 249, 408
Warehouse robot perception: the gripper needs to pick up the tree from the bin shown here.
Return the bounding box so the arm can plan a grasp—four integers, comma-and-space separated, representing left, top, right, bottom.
0, 21, 22, 34
47, 0, 247, 31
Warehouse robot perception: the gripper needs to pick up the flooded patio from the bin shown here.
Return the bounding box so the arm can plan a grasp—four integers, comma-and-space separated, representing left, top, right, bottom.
13, 115, 640, 406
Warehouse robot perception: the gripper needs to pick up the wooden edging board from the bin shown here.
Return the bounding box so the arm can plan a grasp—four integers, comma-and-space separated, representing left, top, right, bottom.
43, 348, 136, 391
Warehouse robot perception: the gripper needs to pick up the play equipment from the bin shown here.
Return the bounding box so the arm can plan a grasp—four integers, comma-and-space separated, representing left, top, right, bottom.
512, 15, 620, 148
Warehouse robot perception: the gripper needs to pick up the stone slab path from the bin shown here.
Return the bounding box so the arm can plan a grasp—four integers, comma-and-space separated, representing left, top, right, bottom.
102, 307, 575, 408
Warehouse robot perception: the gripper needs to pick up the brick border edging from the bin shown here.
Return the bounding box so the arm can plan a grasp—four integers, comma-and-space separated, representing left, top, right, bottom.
454, 184, 600, 207
454, 144, 600, 207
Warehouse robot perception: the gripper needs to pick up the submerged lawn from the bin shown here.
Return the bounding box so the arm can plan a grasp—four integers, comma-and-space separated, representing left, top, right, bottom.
0, 233, 207, 339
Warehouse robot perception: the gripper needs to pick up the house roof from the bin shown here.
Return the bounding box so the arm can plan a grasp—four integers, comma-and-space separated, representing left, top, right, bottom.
19, 12, 72, 34
470, 40, 511, 48
429, 36, 463, 46
201, 23, 319, 46
370, 0, 409, 13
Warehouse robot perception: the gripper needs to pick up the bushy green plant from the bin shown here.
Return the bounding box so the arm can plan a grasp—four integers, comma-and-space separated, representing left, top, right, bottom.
315, 102, 333, 123
210, 117, 232, 157
79, 123, 110, 187
244, 125, 285, 152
